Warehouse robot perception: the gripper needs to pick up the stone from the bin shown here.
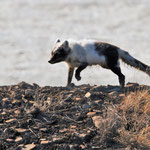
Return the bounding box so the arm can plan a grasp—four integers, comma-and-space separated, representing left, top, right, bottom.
33, 83, 40, 89
5, 118, 17, 123
18, 81, 33, 89
82, 103, 90, 110
24, 89, 34, 99
2, 98, 11, 107
26, 106, 40, 117
15, 128, 28, 133
2, 98, 9, 102
22, 143, 36, 150
15, 137, 23, 142
14, 110, 21, 115
1, 112, 6, 115
85, 92, 91, 98
119, 93, 125, 97
92, 116, 102, 129
70, 125, 76, 129
40, 128, 48, 132
87, 112, 96, 116
6, 138, 14, 142
52, 137, 63, 142
108, 91, 117, 96
40, 138, 46, 141
75, 97, 82, 101
40, 140, 50, 144
80, 144, 86, 149
59, 128, 68, 133
79, 133, 87, 138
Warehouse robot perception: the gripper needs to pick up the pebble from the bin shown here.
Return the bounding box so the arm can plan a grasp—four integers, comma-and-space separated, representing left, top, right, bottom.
87, 112, 96, 116
2, 98, 9, 102
59, 128, 68, 133
18, 81, 33, 89
79, 133, 87, 138
92, 116, 102, 129
40, 128, 48, 132
85, 92, 91, 98
14, 110, 21, 115
70, 125, 76, 129
82, 103, 90, 110
75, 97, 82, 101
52, 137, 63, 142
24, 89, 34, 99
15, 128, 28, 133
1, 111, 6, 115
22, 143, 36, 150
5, 118, 17, 123
40, 140, 50, 144
15, 136, 23, 142
6, 138, 14, 142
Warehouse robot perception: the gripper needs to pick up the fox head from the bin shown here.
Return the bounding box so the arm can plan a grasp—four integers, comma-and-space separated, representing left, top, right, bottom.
48, 39, 70, 64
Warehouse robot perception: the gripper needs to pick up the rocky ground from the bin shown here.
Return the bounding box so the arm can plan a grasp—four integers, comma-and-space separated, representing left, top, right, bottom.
0, 82, 150, 150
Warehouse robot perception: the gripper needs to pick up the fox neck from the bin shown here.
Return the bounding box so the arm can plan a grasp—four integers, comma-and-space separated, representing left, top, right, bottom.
65, 50, 84, 68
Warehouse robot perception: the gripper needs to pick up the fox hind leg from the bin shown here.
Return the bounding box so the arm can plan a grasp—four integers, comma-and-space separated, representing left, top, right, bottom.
109, 65, 125, 87
103, 47, 125, 87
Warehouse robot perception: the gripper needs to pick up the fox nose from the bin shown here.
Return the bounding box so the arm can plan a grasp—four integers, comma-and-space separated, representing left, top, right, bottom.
48, 60, 52, 63
48, 59, 54, 64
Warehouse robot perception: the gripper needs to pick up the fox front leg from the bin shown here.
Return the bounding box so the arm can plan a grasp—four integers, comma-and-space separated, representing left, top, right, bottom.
67, 67, 74, 86
75, 63, 88, 81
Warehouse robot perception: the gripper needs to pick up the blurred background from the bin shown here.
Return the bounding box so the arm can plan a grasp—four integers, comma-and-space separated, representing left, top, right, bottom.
0, 0, 150, 86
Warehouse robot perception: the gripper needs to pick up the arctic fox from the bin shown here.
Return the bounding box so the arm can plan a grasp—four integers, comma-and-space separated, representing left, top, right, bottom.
48, 39, 150, 87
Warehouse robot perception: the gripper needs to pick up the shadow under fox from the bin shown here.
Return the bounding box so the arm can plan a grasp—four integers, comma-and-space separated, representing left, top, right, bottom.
48, 39, 150, 87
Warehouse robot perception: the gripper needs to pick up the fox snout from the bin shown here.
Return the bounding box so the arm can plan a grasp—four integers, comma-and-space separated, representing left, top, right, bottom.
48, 56, 63, 64
48, 58, 55, 64
48, 60, 52, 64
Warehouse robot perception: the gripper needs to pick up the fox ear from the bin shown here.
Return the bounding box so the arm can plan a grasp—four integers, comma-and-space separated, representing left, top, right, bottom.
62, 40, 69, 49
56, 39, 61, 43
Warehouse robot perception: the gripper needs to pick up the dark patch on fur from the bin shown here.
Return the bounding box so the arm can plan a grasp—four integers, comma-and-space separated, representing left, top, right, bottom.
95, 42, 119, 67
95, 42, 125, 87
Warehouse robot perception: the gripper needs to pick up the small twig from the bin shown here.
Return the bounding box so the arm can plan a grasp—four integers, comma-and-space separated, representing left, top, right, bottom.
42, 116, 49, 122
82, 142, 88, 149
28, 126, 38, 138
78, 105, 83, 111
64, 115, 77, 123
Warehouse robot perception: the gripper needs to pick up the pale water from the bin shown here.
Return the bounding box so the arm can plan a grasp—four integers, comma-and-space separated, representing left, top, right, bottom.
0, 0, 150, 86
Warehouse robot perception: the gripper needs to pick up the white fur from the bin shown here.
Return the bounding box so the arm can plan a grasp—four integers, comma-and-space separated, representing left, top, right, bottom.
66, 39, 107, 67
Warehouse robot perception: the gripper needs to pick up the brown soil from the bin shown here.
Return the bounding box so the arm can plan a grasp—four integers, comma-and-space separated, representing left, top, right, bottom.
0, 82, 149, 150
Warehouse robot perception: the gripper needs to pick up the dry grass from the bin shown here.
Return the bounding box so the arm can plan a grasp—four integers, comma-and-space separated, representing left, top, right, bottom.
97, 90, 150, 149
118, 90, 150, 148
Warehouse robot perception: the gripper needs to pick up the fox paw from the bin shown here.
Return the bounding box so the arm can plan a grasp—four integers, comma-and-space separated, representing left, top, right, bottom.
75, 74, 81, 81
67, 83, 75, 87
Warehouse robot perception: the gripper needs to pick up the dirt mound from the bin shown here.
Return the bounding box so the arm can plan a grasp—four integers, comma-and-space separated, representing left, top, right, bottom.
0, 82, 150, 150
